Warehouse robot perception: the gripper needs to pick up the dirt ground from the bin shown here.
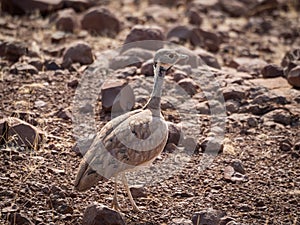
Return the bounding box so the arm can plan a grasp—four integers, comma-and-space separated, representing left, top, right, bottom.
0, 1, 300, 225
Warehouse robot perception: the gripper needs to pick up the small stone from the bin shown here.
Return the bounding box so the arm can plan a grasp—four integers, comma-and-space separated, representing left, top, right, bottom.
0, 117, 44, 150
187, 9, 203, 26
82, 203, 125, 225
178, 78, 198, 96
55, 108, 72, 120
190, 28, 221, 52
67, 79, 79, 89
219, 0, 254, 17
140, 59, 154, 76
81, 7, 121, 37
279, 140, 292, 152
172, 70, 188, 82
196, 102, 210, 115
287, 65, 300, 88
101, 79, 135, 112
10, 62, 38, 75
194, 48, 221, 69
62, 41, 93, 68
192, 208, 226, 225
225, 100, 240, 113
166, 122, 182, 146
130, 186, 147, 198
222, 85, 247, 101
229, 57, 267, 75
263, 109, 291, 126
55, 8, 78, 32
230, 159, 245, 174
167, 25, 192, 43
171, 218, 193, 225
261, 64, 284, 78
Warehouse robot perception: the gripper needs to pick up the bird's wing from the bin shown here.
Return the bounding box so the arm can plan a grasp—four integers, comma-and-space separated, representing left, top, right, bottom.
74, 109, 168, 191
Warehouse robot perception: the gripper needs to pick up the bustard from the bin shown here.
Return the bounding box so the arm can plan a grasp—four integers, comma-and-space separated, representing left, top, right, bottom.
74, 49, 188, 211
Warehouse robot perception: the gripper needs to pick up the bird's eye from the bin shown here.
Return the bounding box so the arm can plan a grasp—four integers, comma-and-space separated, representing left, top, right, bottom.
168, 53, 174, 58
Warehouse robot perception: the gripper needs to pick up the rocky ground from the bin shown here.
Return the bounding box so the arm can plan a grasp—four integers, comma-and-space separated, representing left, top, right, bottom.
0, 0, 300, 225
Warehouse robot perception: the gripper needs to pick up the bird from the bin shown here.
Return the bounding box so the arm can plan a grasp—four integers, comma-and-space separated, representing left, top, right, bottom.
74, 48, 188, 212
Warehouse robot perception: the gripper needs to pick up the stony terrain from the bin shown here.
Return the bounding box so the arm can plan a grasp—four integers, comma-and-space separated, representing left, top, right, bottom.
0, 0, 300, 225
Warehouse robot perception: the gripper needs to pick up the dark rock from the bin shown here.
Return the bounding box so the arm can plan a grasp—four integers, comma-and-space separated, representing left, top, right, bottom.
1, 0, 63, 15
167, 25, 192, 43
82, 203, 125, 225
55, 108, 72, 120
222, 85, 247, 101
230, 159, 245, 174
56, 203, 74, 214
192, 208, 226, 225
166, 122, 182, 146
10, 62, 38, 75
0, 117, 44, 149
191, 28, 221, 52
141, 59, 154, 76
178, 78, 198, 96
287, 65, 300, 88
101, 79, 135, 112
81, 7, 121, 37
225, 100, 240, 113
279, 139, 292, 152
55, 8, 78, 33
123, 25, 165, 51
130, 186, 147, 198
148, 0, 183, 7
187, 9, 203, 26
62, 41, 93, 68
261, 64, 284, 78
28, 57, 44, 71
281, 48, 300, 75
200, 137, 223, 154
172, 70, 188, 82
224, 165, 248, 182
229, 57, 267, 74
44, 60, 61, 71
263, 109, 291, 126
67, 79, 79, 89
8, 212, 34, 225
63, 0, 96, 12
0, 40, 27, 62
219, 0, 257, 17
10, 111, 38, 126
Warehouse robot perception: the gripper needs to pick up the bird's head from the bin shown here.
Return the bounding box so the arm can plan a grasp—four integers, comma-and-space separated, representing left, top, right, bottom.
153, 49, 188, 76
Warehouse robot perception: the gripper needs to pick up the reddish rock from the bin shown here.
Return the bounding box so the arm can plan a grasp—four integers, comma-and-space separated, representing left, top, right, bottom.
190, 28, 221, 52
172, 70, 188, 82
81, 7, 121, 37
123, 25, 165, 51
178, 78, 198, 96
222, 85, 247, 101
167, 25, 192, 43
62, 41, 93, 68
130, 186, 147, 198
261, 64, 284, 78
55, 8, 78, 33
82, 203, 125, 225
1, 0, 63, 15
287, 65, 300, 88
0, 117, 44, 149
0, 40, 28, 62
187, 9, 203, 26
141, 59, 154, 76
101, 79, 135, 112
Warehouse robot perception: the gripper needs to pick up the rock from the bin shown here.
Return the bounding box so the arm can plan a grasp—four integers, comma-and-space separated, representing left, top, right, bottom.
73, 134, 95, 156
178, 78, 198, 96
222, 85, 248, 101
62, 41, 93, 68
82, 203, 125, 225
63, 0, 96, 12
172, 70, 188, 82
223, 165, 248, 182
192, 208, 226, 225
55, 108, 72, 120
44, 60, 61, 71
294, 141, 300, 151
170, 218, 193, 225
187, 9, 203, 26
167, 25, 192, 43
287, 65, 300, 88
101, 79, 135, 112
81, 7, 121, 37
281, 48, 300, 75
200, 137, 223, 154
141, 59, 154, 76
8, 212, 34, 225
55, 8, 78, 33
10, 111, 38, 126
279, 139, 292, 152
225, 100, 240, 113
0, 117, 44, 149
263, 109, 291, 126
194, 48, 221, 69
0, 40, 27, 62
123, 25, 165, 51
10, 62, 38, 75
229, 57, 267, 75
166, 122, 182, 146
261, 64, 283, 78
67, 79, 79, 89
191, 28, 221, 52
196, 102, 210, 115
130, 186, 147, 198
28, 57, 44, 71
230, 159, 245, 174
1, 0, 63, 15
148, 0, 183, 7
219, 0, 257, 17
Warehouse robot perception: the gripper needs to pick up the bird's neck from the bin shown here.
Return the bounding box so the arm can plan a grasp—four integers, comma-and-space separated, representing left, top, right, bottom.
144, 65, 166, 112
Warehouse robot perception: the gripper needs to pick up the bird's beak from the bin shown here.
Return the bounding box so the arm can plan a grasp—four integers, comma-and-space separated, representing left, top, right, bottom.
176, 53, 188, 64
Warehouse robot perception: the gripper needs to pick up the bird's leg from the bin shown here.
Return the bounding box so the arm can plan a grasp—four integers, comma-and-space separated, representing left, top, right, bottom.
111, 175, 122, 211
121, 173, 140, 212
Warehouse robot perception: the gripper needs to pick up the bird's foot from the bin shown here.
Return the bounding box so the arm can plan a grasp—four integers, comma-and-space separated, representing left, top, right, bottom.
111, 198, 123, 211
